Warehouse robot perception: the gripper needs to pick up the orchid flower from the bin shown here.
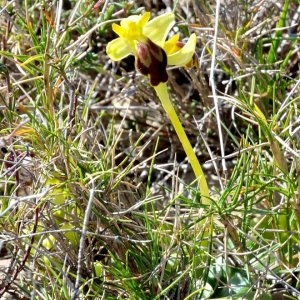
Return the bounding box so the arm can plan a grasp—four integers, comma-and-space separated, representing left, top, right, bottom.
106, 12, 210, 202
106, 12, 197, 86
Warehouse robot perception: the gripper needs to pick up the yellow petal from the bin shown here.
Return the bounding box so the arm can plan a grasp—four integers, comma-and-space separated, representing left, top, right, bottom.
121, 12, 150, 27
112, 23, 125, 37
117, 13, 150, 41
167, 33, 197, 66
164, 34, 180, 54
144, 12, 175, 47
106, 38, 133, 61
138, 12, 151, 27
119, 12, 151, 39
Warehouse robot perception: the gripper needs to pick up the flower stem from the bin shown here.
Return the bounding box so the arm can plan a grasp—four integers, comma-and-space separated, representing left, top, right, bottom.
154, 83, 210, 204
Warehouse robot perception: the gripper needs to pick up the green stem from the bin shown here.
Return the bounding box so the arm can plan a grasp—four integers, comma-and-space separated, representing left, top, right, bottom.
154, 83, 210, 204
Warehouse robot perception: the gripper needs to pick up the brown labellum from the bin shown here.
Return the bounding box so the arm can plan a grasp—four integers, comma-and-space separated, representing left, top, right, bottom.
135, 39, 168, 86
